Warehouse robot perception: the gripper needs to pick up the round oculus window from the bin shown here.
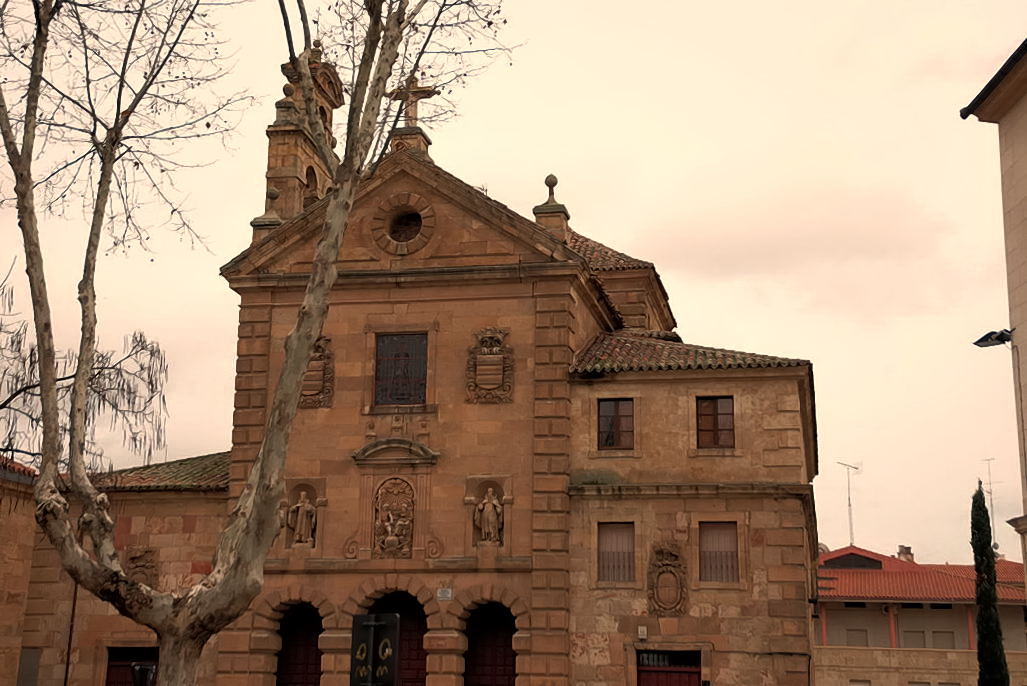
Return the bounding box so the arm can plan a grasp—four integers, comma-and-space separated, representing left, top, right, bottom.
388, 210, 423, 242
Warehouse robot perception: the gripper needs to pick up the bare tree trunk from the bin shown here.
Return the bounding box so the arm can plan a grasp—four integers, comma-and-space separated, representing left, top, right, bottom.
155, 632, 205, 685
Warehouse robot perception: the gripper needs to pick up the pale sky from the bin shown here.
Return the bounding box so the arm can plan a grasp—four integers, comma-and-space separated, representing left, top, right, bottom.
3, 2, 1027, 564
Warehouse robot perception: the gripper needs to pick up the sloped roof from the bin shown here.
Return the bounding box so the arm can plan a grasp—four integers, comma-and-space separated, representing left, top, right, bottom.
570, 329, 809, 374
567, 231, 653, 271
91, 451, 230, 492
961, 37, 1027, 120
817, 545, 1025, 603
1, 459, 37, 485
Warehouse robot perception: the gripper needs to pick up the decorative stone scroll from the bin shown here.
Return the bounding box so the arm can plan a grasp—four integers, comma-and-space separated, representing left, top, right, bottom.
373, 478, 414, 558
466, 328, 513, 403
647, 543, 688, 616
298, 337, 334, 409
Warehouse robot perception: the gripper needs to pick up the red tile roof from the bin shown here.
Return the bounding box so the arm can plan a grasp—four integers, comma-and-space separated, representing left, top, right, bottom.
91, 451, 230, 492
818, 545, 1025, 604
571, 330, 810, 374
567, 231, 653, 271
1, 458, 37, 484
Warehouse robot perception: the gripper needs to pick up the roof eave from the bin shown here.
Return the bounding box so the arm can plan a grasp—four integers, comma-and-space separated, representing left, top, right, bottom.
962, 38, 1027, 122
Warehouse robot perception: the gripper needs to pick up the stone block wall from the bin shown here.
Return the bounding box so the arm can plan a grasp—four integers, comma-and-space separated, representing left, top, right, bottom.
1, 473, 36, 681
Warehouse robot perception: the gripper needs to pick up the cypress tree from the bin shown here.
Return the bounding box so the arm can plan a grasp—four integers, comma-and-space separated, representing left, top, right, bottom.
972, 480, 1010, 686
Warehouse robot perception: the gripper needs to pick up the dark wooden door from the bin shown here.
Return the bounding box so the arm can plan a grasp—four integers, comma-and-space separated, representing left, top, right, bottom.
463, 603, 516, 686
104, 647, 158, 686
368, 593, 427, 686
637, 651, 701, 686
276, 603, 324, 686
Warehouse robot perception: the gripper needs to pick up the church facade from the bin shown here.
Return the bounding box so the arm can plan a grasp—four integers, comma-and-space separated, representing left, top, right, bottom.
9, 55, 820, 686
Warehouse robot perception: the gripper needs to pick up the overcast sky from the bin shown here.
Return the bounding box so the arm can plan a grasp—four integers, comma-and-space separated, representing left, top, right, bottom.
3, 2, 1027, 564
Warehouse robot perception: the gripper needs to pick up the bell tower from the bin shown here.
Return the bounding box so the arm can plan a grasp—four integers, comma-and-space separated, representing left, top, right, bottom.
252, 42, 344, 242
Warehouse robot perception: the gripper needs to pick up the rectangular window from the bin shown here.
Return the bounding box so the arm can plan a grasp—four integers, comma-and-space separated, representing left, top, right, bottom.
845, 628, 869, 647
931, 630, 955, 649
105, 647, 159, 686
901, 630, 926, 648
597, 398, 634, 450
697, 396, 734, 448
699, 521, 739, 582
374, 333, 427, 405
597, 522, 634, 582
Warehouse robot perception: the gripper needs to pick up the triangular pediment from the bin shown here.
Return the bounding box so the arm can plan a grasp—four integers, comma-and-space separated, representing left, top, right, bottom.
222, 150, 584, 279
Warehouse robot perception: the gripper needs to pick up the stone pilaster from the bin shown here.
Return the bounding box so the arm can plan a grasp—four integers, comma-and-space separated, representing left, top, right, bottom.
230, 295, 272, 500
528, 278, 574, 686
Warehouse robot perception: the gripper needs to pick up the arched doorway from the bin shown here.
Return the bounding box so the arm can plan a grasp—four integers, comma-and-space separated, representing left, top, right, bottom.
276, 603, 324, 686
463, 602, 516, 686
367, 592, 427, 686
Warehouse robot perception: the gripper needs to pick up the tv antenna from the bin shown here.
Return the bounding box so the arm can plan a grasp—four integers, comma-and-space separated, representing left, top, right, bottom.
983, 458, 1001, 552
837, 461, 861, 547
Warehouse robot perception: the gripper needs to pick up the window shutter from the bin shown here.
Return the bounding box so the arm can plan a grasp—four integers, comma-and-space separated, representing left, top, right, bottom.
597, 522, 634, 582
699, 522, 739, 582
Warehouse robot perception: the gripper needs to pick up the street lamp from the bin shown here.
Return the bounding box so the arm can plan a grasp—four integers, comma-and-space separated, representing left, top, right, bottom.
973, 329, 1014, 347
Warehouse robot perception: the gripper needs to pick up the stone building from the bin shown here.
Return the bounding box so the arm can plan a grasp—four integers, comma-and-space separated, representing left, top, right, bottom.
813, 545, 1027, 686
10, 54, 820, 686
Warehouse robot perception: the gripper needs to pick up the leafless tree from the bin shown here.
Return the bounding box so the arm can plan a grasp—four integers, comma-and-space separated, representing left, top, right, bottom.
0, 262, 168, 472
1, 0, 504, 679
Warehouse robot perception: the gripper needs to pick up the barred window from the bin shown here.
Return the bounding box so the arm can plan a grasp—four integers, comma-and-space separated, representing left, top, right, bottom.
597, 522, 634, 582
697, 396, 734, 449
597, 398, 634, 450
374, 333, 427, 405
699, 521, 739, 582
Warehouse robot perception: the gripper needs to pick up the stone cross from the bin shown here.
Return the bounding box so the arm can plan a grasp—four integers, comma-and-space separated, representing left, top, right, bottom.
390, 75, 439, 128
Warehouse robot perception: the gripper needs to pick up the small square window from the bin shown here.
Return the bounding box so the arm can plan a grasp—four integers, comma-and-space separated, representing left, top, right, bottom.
699, 521, 739, 582
931, 630, 955, 649
697, 396, 734, 449
374, 333, 427, 405
597, 398, 634, 450
901, 630, 925, 648
597, 522, 634, 582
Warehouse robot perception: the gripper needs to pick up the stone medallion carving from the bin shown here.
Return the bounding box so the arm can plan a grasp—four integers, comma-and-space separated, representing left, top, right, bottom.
373, 478, 414, 558
298, 337, 334, 409
369, 192, 435, 256
466, 328, 513, 403
647, 543, 687, 616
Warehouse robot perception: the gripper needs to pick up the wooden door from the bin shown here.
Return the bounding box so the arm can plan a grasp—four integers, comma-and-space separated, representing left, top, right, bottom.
104, 647, 158, 686
368, 593, 427, 686
637, 651, 701, 686
276, 603, 324, 686
463, 603, 516, 686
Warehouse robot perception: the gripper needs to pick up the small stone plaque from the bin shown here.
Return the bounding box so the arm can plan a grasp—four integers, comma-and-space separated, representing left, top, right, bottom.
436, 587, 453, 601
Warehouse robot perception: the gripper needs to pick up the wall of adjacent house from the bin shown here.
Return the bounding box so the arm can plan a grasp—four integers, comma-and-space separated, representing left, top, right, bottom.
1, 474, 36, 682
21, 490, 227, 686
815, 646, 1027, 686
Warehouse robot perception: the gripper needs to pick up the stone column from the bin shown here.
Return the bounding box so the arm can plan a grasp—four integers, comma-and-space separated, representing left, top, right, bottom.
425, 628, 466, 686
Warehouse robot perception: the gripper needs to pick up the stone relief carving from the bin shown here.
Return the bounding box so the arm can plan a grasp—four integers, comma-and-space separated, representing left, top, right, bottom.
373, 478, 414, 558
125, 547, 158, 588
466, 328, 513, 403
473, 487, 504, 545
286, 490, 318, 547
647, 543, 688, 616
298, 337, 334, 409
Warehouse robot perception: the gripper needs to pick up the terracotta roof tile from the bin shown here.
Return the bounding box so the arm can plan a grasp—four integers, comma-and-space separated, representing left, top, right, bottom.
817, 545, 1025, 604
1, 459, 37, 485
571, 330, 809, 374
567, 231, 653, 271
92, 451, 230, 492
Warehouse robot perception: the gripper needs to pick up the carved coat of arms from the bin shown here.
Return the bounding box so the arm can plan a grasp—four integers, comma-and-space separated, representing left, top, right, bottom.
466, 328, 513, 403
373, 478, 414, 558
647, 544, 688, 616
299, 337, 334, 409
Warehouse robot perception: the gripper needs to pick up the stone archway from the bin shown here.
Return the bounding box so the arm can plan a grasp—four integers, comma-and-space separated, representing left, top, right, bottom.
463, 602, 516, 686
443, 585, 531, 686
275, 602, 324, 686
367, 592, 428, 686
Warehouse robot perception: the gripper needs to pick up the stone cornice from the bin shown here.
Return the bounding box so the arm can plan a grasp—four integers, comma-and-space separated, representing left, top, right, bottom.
568, 482, 814, 500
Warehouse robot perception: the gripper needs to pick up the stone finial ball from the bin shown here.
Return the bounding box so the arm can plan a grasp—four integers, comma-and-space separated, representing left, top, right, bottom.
267, 187, 280, 200
313, 39, 322, 49
283, 84, 295, 97
545, 174, 558, 189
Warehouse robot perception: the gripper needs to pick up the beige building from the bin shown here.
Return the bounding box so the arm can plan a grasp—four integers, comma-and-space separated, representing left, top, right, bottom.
7, 53, 820, 686
813, 545, 1027, 686
963, 39, 1027, 569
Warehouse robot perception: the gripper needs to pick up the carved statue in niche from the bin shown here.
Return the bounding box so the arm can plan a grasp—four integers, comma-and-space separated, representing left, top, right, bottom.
287, 490, 318, 546
647, 543, 688, 616
373, 478, 414, 558
298, 337, 334, 409
466, 328, 513, 403
473, 486, 504, 544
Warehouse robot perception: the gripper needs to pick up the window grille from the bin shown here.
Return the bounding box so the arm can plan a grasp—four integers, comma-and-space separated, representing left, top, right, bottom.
597, 522, 634, 582
375, 333, 427, 405
698, 521, 739, 582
